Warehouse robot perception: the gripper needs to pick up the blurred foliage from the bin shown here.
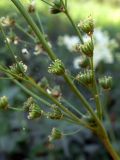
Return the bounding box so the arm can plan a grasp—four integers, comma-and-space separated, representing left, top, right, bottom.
0, 0, 120, 160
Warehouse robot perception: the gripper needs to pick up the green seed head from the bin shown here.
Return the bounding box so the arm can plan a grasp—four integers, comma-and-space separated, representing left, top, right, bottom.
0, 96, 9, 109
78, 16, 94, 36
50, 0, 64, 14
79, 40, 94, 57
48, 128, 63, 141
99, 76, 112, 90
48, 59, 65, 75
47, 105, 63, 120
76, 70, 93, 86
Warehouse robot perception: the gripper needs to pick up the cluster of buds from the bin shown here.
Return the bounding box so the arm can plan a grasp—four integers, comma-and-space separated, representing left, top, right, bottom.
50, 0, 64, 14
48, 128, 63, 141
0, 96, 9, 109
76, 70, 93, 87
78, 16, 94, 36
99, 76, 112, 90
28, 0, 36, 13
0, 16, 15, 27
23, 97, 43, 119
9, 61, 27, 78
48, 59, 65, 75
76, 40, 94, 57
47, 105, 63, 120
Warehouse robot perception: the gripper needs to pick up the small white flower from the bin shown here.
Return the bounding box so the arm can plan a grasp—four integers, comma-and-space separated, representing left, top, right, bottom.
22, 48, 29, 55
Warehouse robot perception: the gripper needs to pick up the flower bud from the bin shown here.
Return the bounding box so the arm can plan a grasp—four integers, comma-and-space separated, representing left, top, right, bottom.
48, 128, 63, 141
28, 0, 36, 13
79, 40, 94, 57
50, 0, 64, 14
47, 105, 63, 120
0, 16, 15, 27
78, 16, 94, 36
76, 70, 93, 86
48, 59, 65, 75
28, 104, 43, 120
9, 61, 27, 77
0, 96, 9, 109
23, 97, 34, 111
51, 86, 62, 98
38, 77, 49, 90
99, 76, 112, 90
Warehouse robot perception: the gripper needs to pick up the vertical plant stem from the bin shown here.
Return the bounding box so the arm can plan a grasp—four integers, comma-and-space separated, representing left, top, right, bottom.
96, 125, 120, 160
65, 10, 84, 44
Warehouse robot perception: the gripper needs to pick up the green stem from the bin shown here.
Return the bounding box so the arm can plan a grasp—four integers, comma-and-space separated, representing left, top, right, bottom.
65, 10, 84, 44
95, 125, 120, 160
90, 57, 102, 119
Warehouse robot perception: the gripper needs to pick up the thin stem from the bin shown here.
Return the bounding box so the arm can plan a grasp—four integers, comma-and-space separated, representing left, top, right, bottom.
40, 0, 54, 7
35, 11, 45, 35
61, 98, 84, 117
64, 10, 84, 44
0, 24, 17, 62
15, 23, 35, 41
11, 0, 56, 60
63, 128, 82, 136
90, 56, 102, 119
8, 106, 23, 111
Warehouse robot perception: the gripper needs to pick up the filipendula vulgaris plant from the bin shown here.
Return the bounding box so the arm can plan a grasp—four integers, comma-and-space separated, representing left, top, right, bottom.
0, 0, 119, 159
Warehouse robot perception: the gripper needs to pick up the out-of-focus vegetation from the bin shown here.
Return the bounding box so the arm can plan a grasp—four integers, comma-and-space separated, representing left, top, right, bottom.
0, 0, 120, 160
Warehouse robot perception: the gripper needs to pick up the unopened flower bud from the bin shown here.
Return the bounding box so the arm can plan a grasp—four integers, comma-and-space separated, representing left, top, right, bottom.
47, 105, 63, 120
99, 76, 112, 90
9, 61, 27, 77
78, 16, 94, 36
23, 97, 34, 111
50, 0, 64, 14
48, 128, 63, 141
28, 104, 43, 120
79, 40, 94, 57
28, 0, 36, 13
51, 86, 62, 98
0, 96, 9, 109
38, 77, 49, 90
48, 59, 65, 75
76, 70, 93, 86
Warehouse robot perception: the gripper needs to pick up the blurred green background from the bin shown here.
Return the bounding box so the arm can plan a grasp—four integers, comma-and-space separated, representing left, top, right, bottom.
0, 0, 120, 160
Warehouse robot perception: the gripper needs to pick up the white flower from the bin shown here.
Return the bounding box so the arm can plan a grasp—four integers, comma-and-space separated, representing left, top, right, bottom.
58, 35, 79, 52
22, 48, 29, 55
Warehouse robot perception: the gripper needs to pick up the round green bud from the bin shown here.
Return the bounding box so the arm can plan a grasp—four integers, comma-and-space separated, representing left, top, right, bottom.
48, 128, 63, 141
78, 16, 94, 36
50, 0, 64, 14
0, 96, 9, 109
79, 40, 94, 57
99, 76, 112, 90
76, 70, 93, 86
47, 105, 63, 120
48, 59, 65, 75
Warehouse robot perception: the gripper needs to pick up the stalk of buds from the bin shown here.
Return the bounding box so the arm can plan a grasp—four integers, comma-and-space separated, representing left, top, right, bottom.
99, 76, 112, 90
